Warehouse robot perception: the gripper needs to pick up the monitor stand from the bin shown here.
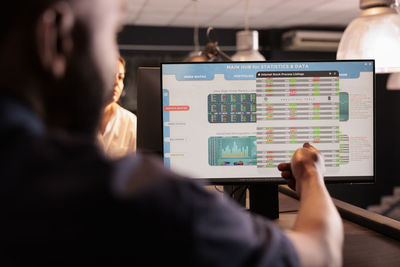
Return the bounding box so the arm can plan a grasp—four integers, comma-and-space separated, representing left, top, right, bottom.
224, 184, 279, 220
248, 184, 279, 220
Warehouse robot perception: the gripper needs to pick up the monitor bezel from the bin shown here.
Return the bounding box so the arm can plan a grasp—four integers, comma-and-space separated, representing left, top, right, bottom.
160, 60, 376, 185
137, 66, 163, 156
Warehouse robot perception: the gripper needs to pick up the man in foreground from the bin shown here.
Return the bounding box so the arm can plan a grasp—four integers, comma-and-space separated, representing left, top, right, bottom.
0, 0, 343, 266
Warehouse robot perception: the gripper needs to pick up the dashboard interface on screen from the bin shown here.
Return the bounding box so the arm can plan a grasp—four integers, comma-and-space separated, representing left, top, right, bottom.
161, 61, 375, 182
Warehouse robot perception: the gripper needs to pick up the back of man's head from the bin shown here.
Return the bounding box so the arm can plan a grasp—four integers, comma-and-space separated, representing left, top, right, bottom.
0, 0, 125, 137
0, 1, 49, 39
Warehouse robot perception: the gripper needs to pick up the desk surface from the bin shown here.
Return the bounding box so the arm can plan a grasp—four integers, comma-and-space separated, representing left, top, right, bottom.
276, 192, 400, 267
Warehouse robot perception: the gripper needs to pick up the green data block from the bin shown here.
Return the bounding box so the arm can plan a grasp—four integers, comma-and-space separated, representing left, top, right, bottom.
208, 93, 257, 123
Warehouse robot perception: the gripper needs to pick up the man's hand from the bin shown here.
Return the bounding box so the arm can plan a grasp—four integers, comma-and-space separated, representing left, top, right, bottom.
279, 143, 343, 267
278, 143, 325, 197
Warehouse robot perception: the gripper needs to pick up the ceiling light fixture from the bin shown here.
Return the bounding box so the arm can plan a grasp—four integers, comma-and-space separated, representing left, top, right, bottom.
337, 0, 400, 73
184, 0, 202, 61
386, 0, 400, 90
231, 0, 265, 61
184, 1, 231, 62
185, 27, 232, 62
387, 71, 400, 89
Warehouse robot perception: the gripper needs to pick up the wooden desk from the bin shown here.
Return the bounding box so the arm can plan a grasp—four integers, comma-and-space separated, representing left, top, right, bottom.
276, 192, 400, 267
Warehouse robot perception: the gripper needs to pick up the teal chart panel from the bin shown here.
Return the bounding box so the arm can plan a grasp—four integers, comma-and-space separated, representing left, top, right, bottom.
339, 92, 349, 121
208, 136, 257, 166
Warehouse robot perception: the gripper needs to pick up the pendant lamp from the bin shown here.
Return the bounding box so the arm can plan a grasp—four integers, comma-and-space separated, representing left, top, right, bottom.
337, 0, 400, 73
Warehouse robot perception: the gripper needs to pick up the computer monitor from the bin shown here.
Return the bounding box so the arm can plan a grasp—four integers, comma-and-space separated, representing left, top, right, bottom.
161, 61, 375, 184
137, 67, 162, 156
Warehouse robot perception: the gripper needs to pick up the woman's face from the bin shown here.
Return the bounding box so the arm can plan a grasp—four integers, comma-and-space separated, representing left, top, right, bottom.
111, 60, 125, 103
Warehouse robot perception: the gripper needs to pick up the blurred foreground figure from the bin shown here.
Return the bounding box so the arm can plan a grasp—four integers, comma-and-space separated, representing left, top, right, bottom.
0, 0, 343, 266
98, 56, 137, 159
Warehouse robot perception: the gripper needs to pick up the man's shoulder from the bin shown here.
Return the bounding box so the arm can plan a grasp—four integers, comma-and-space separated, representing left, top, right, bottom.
110, 154, 300, 267
111, 153, 203, 200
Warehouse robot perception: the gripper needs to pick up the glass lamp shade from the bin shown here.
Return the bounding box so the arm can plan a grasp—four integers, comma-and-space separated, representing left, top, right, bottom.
184, 50, 207, 62
387, 72, 400, 90
337, 7, 400, 73
231, 30, 266, 61
231, 50, 266, 61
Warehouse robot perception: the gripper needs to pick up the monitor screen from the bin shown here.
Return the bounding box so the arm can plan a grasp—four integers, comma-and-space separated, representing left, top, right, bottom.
161, 60, 375, 183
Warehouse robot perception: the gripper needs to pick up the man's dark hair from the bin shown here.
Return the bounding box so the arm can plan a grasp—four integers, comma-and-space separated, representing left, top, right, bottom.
0, 0, 58, 44
0, 0, 107, 137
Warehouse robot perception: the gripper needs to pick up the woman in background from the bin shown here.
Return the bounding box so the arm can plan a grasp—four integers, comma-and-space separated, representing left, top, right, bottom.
98, 56, 137, 159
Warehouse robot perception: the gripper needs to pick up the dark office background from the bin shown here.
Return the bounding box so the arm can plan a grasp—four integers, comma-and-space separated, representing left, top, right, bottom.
117, 25, 400, 211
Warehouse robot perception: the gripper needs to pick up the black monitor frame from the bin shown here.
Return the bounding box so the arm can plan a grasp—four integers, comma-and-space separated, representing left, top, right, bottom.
137, 67, 163, 156
160, 60, 376, 186
136, 60, 375, 220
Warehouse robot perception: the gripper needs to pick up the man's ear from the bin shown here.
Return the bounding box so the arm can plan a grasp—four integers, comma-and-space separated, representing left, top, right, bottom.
36, 1, 74, 79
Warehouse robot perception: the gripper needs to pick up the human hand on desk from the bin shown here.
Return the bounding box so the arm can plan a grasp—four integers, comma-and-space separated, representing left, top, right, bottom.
277, 142, 326, 197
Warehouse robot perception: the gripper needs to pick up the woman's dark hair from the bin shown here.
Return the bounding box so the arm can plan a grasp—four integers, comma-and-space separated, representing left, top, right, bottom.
118, 56, 126, 69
